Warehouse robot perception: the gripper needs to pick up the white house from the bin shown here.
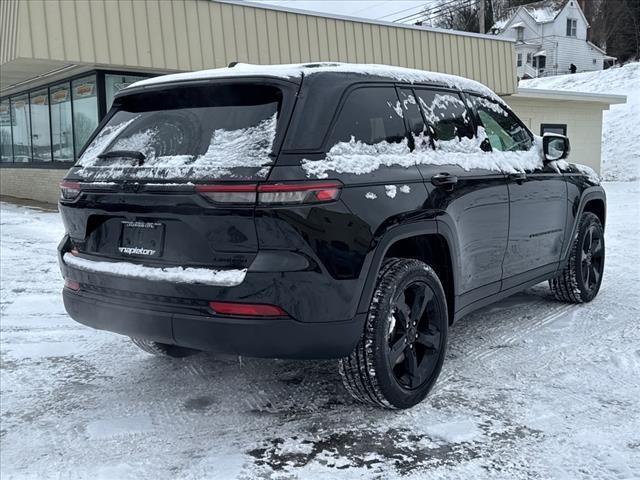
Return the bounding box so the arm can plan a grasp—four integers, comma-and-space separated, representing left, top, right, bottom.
492, 0, 615, 79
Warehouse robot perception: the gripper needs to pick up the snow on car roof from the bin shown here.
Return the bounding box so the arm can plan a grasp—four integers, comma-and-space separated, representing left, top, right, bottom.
128, 62, 501, 101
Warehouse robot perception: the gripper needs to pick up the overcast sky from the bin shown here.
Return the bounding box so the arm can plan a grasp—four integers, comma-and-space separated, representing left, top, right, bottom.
246, 1, 439, 23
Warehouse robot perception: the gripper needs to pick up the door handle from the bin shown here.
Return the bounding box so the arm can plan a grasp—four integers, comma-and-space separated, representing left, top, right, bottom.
431, 173, 458, 187
509, 172, 527, 183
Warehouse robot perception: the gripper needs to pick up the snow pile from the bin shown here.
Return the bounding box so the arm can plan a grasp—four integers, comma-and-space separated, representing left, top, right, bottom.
521, 63, 640, 181
385, 185, 397, 198
76, 113, 277, 181
63, 253, 247, 287
303, 129, 543, 179
130, 62, 504, 104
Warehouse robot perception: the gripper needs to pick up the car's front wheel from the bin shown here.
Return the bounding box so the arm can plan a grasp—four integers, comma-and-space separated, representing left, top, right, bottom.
339, 258, 448, 409
550, 211, 605, 303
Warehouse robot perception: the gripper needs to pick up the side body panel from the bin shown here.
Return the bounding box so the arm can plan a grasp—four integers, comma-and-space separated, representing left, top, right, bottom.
501, 166, 568, 290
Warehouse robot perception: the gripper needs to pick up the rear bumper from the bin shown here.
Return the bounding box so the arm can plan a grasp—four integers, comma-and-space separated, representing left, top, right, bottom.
63, 289, 363, 358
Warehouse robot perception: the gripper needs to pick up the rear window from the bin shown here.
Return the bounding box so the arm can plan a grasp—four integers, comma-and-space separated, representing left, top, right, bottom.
75, 84, 283, 181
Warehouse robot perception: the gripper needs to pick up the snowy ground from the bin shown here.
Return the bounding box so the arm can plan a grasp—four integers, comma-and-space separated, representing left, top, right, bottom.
521, 62, 640, 182
1, 182, 639, 479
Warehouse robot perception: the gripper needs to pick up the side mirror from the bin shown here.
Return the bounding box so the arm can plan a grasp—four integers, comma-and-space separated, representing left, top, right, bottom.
543, 133, 570, 162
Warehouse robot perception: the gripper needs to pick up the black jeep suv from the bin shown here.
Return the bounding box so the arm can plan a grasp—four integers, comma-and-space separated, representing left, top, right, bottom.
58, 63, 606, 409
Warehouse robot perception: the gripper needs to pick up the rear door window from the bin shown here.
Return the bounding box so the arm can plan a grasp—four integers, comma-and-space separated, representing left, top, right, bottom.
76, 84, 283, 181
414, 89, 474, 142
326, 86, 406, 147
468, 95, 532, 151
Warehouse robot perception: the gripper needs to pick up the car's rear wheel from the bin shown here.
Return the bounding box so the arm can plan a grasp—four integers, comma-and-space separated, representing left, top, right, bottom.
550, 212, 605, 303
339, 258, 448, 409
130, 338, 199, 358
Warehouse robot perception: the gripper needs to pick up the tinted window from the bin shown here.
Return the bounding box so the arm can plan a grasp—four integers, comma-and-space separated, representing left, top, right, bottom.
50, 83, 74, 162
414, 89, 473, 142
10, 94, 30, 163
0, 99, 12, 162
328, 87, 406, 146
30, 89, 52, 162
72, 75, 99, 155
398, 88, 433, 151
469, 95, 532, 151
77, 84, 282, 181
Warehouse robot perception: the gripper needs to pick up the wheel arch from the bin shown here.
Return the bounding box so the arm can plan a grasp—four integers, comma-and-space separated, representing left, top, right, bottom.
563, 187, 607, 260
356, 220, 460, 324
583, 197, 606, 227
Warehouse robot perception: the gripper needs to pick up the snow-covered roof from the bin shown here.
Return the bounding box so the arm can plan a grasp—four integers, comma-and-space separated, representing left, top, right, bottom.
493, 0, 565, 31
522, 0, 566, 22
515, 87, 626, 105
128, 62, 500, 100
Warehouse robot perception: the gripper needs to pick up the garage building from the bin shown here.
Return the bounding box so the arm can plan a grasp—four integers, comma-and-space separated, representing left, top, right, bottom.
0, 0, 622, 203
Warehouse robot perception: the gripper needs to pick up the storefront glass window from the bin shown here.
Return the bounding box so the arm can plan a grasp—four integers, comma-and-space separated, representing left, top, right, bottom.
0, 99, 13, 162
50, 83, 74, 162
105, 74, 148, 110
11, 94, 31, 163
72, 75, 98, 156
30, 88, 52, 161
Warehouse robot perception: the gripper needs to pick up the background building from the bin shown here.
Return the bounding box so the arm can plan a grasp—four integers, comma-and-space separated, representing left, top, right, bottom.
0, 0, 622, 204
492, 0, 616, 78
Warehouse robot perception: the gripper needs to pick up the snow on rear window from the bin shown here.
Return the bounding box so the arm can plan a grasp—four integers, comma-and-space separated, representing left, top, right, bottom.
75, 84, 281, 181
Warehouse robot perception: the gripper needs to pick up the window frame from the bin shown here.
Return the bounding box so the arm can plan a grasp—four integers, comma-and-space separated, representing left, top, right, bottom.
516, 27, 524, 42
566, 18, 577, 37
321, 82, 407, 150
465, 92, 534, 152
540, 123, 567, 136
0, 69, 156, 168
517, 53, 523, 67
412, 86, 475, 144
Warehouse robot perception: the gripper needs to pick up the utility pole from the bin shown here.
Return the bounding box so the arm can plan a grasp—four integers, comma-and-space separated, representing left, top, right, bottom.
479, 0, 486, 34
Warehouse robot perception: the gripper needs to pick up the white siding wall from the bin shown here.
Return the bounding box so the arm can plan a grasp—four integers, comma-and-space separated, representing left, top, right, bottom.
505, 96, 607, 173
550, 1, 588, 39
500, 1, 609, 77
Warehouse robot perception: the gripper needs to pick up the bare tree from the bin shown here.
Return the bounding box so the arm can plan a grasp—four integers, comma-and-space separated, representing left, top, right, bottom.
427, 0, 639, 62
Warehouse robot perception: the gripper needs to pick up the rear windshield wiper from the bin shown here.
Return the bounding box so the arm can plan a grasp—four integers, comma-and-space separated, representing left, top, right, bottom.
97, 150, 146, 166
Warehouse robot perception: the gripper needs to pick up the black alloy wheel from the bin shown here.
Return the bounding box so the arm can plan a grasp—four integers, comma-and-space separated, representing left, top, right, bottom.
579, 223, 604, 294
339, 258, 448, 409
387, 281, 442, 390
550, 212, 605, 303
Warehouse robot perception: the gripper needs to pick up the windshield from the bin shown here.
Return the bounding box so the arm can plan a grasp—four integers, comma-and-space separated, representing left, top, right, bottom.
75, 84, 282, 181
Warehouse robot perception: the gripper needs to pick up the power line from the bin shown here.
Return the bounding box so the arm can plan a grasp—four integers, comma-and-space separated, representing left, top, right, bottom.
395, 0, 476, 24
375, 2, 433, 21
393, 0, 467, 23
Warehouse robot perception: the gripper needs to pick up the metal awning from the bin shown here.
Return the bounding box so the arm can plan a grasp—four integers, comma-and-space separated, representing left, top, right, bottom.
510, 22, 525, 28
533, 50, 546, 57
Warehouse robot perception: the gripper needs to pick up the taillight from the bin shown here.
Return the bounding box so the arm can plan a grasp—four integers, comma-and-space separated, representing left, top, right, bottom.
195, 182, 342, 205
60, 181, 81, 201
258, 182, 342, 204
209, 301, 288, 317
64, 278, 80, 291
195, 184, 257, 204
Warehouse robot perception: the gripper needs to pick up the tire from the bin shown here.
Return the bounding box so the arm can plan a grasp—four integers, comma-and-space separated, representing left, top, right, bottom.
549, 212, 605, 303
339, 258, 449, 409
130, 338, 199, 358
